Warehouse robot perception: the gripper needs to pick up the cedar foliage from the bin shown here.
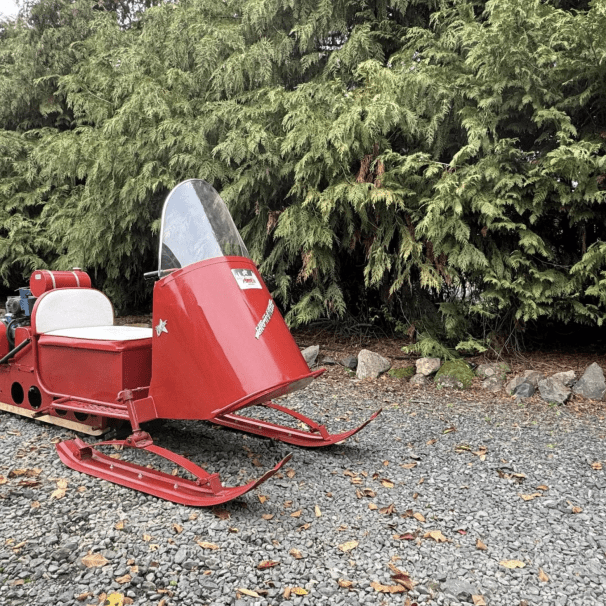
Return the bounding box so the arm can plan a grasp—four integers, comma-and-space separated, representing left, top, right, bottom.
0, 0, 605, 352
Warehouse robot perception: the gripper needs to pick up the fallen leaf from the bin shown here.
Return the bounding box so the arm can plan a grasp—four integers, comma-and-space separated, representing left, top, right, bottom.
109, 453, 121, 460
455, 444, 471, 453
538, 568, 549, 582
283, 500, 293, 508
290, 548, 303, 559
368, 503, 378, 510
81, 553, 109, 568
196, 541, 220, 550
11, 580, 24, 586
115, 574, 132, 584
76, 592, 92, 601
31, 501, 40, 508
286, 469, 296, 479
413, 512, 426, 523
591, 461, 602, 470
315, 505, 322, 518
258, 494, 268, 504
212, 507, 230, 520
290, 510, 302, 518
262, 514, 274, 520
400, 463, 417, 469
257, 560, 280, 569
171, 468, 179, 476
572, 506, 583, 514
370, 581, 407, 594
383, 460, 389, 466
443, 427, 456, 434
298, 523, 311, 530
172, 523, 183, 534
129, 565, 138, 573
351, 477, 363, 485
392, 572, 415, 590
520, 493, 542, 501
476, 539, 487, 550
188, 512, 198, 521
338, 540, 359, 552
380, 478, 394, 488
77, 486, 86, 493
472, 595, 486, 606
50, 488, 66, 500
237, 588, 260, 598
338, 579, 354, 588
427, 438, 437, 446
362, 488, 376, 497
413, 492, 419, 499
291, 587, 308, 595
252, 458, 262, 467
424, 530, 448, 543
0, 475, 6, 485
142, 534, 152, 542
537, 485, 549, 491
393, 533, 416, 541
283, 587, 291, 599
228, 527, 239, 533
115, 520, 126, 530
105, 594, 124, 606
500, 560, 525, 569
418, 477, 425, 485
379, 504, 396, 515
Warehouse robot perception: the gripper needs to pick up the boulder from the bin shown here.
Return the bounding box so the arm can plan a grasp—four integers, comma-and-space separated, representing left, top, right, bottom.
416, 357, 442, 376
538, 377, 571, 404
522, 370, 546, 387
514, 382, 535, 399
481, 377, 503, 392
573, 363, 606, 400
505, 375, 527, 395
321, 356, 337, 365
339, 355, 358, 370
387, 366, 415, 379
356, 349, 391, 380
551, 370, 576, 387
476, 362, 510, 380
435, 375, 463, 389
301, 345, 319, 367
434, 360, 475, 389
409, 374, 428, 386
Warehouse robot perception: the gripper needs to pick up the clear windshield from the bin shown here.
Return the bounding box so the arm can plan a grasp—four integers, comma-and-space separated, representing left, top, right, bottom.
159, 179, 249, 273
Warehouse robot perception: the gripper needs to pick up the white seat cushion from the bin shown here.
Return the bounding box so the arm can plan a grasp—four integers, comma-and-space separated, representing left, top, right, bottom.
45, 326, 153, 341
35, 288, 115, 334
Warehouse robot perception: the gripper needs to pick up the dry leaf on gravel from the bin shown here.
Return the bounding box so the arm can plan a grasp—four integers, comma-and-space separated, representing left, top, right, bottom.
257, 560, 280, 569
538, 568, 549, 582
115, 574, 131, 584
427, 439, 437, 446
212, 508, 230, 520
286, 469, 296, 479
262, 514, 274, 520
370, 581, 407, 594
472, 595, 487, 606
424, 530, 448, 542
315, 505, 322, 517
400, 463, 417, 469
476, 539, 487, 550
338, 579, 354, 588
172, 523, 183, 534
289, 548, 303, 559
115, 521, 125, 531
105, 594, 124, 606
291, 587, 308, 595
393, 533, 416, 541
237, 588, 260, 598
257, 494, 267, 504
572, 506, 583, 514
290, 510, 302, 518
338, 540, 359, 552
500, 560, 525, 569
50, 488, 66, 500
196, 541, 219, 550
81, 553, 109, 568
368, 503, 378, 510
537, 485, 549, 491
520, 493, 542, 501
591, 462, 602, 470
380, 478, 394, 488
379, 504, 396, 515
413, 512, 426, 523
142, 534, 152, 542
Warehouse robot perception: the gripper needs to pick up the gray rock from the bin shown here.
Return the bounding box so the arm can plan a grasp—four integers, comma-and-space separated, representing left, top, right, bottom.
552, 370, 576, 387
441, 579, 478, 602
514, 382, 535, 399
573, 363, 606, 400
339, 355, 357, 370
356, 349, 391, 379
409, 374, 428, 386
476, 362, 510, 379
538, 377, 571, 404
522, 369, 546, 387
174, 548, 187, 565
416, 357, 441, 376
481, 376, 503, 392
435, 375, 463, 389
301, 345, 320, 367
505, 375, 527, 395
321, 356, 336, 365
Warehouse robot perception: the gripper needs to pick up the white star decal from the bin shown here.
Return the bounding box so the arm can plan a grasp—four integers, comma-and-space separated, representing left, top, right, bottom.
155, 319, 168, 337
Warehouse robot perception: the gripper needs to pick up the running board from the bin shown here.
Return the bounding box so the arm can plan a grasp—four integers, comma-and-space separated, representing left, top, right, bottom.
212, 403, 382, 447
56, 434, 291, 506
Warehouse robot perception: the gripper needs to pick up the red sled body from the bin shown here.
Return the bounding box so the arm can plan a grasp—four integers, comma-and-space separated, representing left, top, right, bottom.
0, 179, 379, 505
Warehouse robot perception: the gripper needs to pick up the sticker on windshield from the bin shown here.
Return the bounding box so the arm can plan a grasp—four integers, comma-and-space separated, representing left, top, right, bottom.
232, 269, 262, 290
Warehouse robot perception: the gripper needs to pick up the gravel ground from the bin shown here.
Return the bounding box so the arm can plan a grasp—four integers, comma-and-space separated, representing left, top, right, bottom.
1, 377, 605, 606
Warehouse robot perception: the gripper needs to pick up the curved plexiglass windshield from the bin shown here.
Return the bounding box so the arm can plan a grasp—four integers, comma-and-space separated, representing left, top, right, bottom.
159, 180, 249, 272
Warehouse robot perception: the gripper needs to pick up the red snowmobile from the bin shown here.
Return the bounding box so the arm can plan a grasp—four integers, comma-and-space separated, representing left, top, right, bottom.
0, 179, 379, 506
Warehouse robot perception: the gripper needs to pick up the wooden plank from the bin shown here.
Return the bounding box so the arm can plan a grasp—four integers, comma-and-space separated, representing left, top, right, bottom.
0, 400, 107, 436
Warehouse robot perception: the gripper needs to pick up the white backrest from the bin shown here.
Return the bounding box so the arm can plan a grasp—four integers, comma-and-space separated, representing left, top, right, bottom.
34, 289, 114, 334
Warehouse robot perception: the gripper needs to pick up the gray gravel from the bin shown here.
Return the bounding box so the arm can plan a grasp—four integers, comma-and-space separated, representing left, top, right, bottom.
1, 378, 605, 606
